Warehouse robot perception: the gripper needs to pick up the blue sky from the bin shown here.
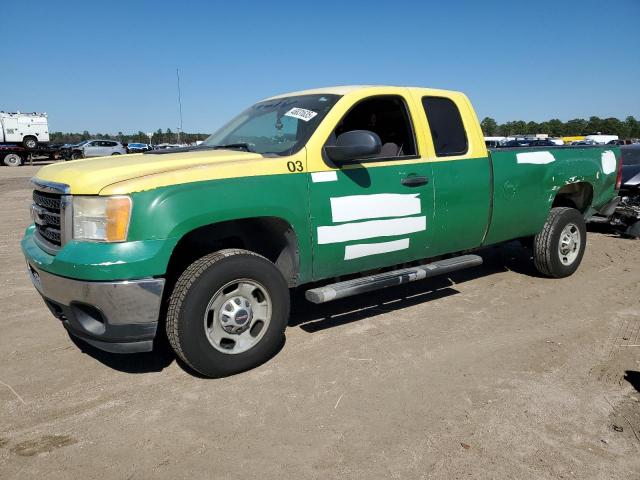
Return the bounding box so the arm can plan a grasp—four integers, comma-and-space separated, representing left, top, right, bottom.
2, 0, 639, 133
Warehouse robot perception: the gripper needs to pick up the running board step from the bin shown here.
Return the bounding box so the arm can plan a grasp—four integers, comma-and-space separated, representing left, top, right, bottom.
305, 254, 483, 304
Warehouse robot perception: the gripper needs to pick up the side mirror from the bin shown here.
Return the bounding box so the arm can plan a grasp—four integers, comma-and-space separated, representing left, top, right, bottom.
324, 130, 381, 162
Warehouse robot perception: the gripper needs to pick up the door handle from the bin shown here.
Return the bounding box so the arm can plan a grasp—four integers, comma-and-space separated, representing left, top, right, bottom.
401, 176, 428, 187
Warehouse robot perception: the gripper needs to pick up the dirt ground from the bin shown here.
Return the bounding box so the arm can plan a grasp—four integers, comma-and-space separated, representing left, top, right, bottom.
0, 164, 639, 479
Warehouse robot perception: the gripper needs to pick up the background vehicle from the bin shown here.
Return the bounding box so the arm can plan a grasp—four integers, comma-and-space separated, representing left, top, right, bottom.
69, 139, 127, 158
484, 136, 506, 148
0, 143, 63, 167
127, 142, 151, 153
528, 139, 558, 147
0, 112, 50, 148
585, 134, 618, 144
154, 143, 183, 150
22, 85, 621, 378
590, 144, 640, 237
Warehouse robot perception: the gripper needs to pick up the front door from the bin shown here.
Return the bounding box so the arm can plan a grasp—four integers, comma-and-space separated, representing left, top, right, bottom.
309, 94, 435, 280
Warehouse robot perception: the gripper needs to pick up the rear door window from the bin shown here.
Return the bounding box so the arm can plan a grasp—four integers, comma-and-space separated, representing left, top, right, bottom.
421, 97, 468, 157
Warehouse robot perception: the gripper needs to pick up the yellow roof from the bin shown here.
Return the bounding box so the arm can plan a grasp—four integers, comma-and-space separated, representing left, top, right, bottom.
265, 85, 462, 100
266, 85, 375, 99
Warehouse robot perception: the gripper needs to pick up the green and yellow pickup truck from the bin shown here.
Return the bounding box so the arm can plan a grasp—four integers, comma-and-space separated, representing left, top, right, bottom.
22, 86, 622, 377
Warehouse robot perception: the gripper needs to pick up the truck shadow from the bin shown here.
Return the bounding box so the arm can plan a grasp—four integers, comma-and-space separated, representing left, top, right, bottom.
71, 241, 537, 375
68, 333, 176, 374
625, 371, 640, 393
290, 241, 537, 332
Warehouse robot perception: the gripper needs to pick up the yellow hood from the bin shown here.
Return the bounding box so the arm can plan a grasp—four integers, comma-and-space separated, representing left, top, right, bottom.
33, 149, 289, 195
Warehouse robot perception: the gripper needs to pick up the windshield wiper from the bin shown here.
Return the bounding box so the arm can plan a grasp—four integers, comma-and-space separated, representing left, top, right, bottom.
210, 143, 254, 152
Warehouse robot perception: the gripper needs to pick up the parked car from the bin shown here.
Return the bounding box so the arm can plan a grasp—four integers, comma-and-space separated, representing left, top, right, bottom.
69, 139, 127, 159
590, 144, 640, 237
127, 143, 151, 153
23, 85, 621, 377
501, 139, 532, 147
154, 143, 183, 150
607, 139, 635, 146
528, 139, 558, 147
585, 134, 618, 144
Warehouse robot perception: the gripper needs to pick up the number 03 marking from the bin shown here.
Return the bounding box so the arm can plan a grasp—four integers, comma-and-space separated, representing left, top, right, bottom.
287, 160, 304, 172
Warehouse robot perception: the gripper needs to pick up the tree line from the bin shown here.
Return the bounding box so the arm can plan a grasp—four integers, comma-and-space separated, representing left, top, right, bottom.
49, 129, 209, 145
480, 116, 640, 138
49, 115, 640, 145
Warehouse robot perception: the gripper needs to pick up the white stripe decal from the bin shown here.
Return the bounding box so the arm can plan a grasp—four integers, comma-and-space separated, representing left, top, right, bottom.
330, 193, 421, 223
344, 238, 410, 260
516, 151, 555, 165
601, 150, 616, 174
311, 171, 338, 183
317, 216, 426, 244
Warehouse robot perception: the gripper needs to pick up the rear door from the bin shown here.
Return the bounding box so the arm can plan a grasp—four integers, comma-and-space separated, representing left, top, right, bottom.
83, 141, 102, 157
104, 141, 118, 154
412, 93, 492, 256
308, 93, 435, 280
2, 116, 19, 142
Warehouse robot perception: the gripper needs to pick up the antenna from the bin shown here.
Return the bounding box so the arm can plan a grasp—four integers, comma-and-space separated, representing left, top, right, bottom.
176, 67, 183, 144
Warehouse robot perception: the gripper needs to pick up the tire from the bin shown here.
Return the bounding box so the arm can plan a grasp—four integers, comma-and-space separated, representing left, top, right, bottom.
23, 136, 37, 149
533, 207, 586, 278
624, 219, 640, 238
3, 153, 23, 167
111, 152, 121, 155
71, 151, 83, 160
166, 249, 290, 377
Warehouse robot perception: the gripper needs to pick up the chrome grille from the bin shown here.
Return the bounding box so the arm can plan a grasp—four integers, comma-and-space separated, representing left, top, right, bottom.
32, 190, 62, 247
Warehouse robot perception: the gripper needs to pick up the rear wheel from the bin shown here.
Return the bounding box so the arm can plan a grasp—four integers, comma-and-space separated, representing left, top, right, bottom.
23, 136, 37, 149
3, 153, 23, 167
111, 152, 121, 155
533, 207, 586, 278
166, 249, 290, 377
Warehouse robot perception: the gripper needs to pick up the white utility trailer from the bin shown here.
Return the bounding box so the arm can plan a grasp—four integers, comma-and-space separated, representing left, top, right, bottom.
0, 112, 50, 149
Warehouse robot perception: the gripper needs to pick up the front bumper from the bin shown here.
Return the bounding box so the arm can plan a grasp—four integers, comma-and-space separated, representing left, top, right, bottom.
26, 262, 165, 353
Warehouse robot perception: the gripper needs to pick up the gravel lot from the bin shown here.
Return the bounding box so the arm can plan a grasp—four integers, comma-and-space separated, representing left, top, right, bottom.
1, 164, 639, 479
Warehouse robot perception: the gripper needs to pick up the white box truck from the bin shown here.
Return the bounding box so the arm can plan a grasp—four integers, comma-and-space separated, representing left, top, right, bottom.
0, 112, 50, 149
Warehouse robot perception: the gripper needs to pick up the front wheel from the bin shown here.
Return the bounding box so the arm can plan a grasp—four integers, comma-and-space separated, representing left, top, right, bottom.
533, 207, 586, 278
3, 153, 23, 167
166, 249, 290, 377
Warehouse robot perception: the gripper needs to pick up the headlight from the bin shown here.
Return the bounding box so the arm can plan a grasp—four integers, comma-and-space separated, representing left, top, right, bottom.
73, 196, 132, 242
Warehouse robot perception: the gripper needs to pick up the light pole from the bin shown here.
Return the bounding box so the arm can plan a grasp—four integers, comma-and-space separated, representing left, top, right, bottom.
176, 68, 183, 144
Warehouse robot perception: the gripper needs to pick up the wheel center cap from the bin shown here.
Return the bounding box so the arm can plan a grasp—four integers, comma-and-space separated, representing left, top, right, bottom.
219, 296, 253, 334
235, 309, 250, 325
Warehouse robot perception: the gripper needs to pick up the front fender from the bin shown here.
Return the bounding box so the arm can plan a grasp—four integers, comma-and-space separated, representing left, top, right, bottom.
126, 174, 312, 280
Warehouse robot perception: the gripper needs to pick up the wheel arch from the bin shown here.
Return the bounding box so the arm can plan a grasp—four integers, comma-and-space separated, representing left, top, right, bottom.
165, 216, 301, 290
552, 181, 594, 214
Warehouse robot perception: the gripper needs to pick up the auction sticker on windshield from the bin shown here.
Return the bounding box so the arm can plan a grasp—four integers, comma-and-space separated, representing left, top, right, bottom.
285, 107, 318, 122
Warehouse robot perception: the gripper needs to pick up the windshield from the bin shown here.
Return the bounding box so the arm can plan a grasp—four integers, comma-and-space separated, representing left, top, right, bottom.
202, 94, 341, 156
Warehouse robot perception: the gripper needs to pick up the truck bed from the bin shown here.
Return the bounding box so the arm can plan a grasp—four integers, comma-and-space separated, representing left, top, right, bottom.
484, 145, 619, 245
